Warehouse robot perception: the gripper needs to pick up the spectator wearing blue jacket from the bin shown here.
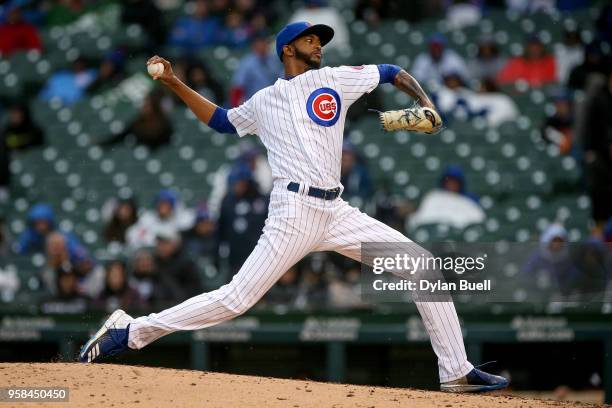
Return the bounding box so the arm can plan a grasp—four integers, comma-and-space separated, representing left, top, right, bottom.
38, 58, 97, 105
439, 164, 480, 205
17, 203, 56, 254
168, 0, 221, 52
230, 33, 283, 107
17, 203, 83, 257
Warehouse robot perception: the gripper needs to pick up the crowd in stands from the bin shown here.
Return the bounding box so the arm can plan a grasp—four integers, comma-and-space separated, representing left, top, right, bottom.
0, 0, 611, 313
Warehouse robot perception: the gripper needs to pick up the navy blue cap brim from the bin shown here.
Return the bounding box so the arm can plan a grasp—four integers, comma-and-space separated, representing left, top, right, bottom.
295, 24, 335, 47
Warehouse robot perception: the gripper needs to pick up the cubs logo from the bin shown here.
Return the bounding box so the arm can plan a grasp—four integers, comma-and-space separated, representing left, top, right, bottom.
306, 87, 341, 127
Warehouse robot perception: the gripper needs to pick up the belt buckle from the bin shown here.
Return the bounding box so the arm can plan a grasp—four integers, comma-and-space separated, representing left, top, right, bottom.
325, 187, 338, 200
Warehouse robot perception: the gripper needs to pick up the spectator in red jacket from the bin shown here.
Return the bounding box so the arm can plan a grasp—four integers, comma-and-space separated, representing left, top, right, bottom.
0, 4, 42, 56
497, 36, 556, 87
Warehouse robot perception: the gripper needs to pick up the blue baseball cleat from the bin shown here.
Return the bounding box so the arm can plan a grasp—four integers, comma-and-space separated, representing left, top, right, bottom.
440, 368, 509, 393
79, 309, 132, 363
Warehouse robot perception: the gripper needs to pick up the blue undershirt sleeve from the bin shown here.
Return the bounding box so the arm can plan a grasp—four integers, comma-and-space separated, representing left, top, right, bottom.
377, 64, 402, 84
208, 107, 237, 134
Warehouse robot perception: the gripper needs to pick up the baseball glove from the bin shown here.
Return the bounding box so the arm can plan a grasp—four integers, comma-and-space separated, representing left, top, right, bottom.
376, 106, 443, 134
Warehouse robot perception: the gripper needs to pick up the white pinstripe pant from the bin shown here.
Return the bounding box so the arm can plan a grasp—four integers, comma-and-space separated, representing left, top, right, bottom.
128, 181, 474, 382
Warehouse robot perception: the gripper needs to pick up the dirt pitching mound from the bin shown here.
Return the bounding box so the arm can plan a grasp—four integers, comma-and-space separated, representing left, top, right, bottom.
0, 363, 605, 407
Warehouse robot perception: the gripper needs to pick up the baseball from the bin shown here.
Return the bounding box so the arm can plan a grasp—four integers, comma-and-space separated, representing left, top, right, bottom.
147, 62, 164, 77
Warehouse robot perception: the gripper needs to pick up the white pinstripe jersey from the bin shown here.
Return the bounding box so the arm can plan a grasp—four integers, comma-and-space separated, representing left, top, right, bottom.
227, 64, 380, 189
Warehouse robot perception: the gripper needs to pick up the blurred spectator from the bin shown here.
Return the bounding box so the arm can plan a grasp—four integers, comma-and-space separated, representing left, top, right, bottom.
1, 103, 44, 196
412, 34, 469, 85
476, 79, 521, 125
16, 204, 53, 253
169, 0, 221, 52
374, 190, 414, 232
434, 74, 519, 127
38, 58, 97, 105
126, 189, 195, 250
354, 0, 396, 25
94, 260, 143, 312
340, 141, 373, 208
182, 204, 217, 259
0, 3, 42, 56
445, 0, 481, 30
540, 90, 574, 155
40, 267, 88, 314
129, 249, 162, 307
505, 0, 556, 14
440, 164, 479, 204
572, 239, 610, 301
2, 103, 44, 150
409, 165, 484, 229
45, 0, 90, 27
208, 142, 273, 217
0, 217, 11, 257
230, 33, 283, 107
154, 227, 202, 302
16, 203, 67, 254
218, 163, 269, 273
121, 0, 166, 53
289, 0, 350, 52
327, 256, 363, 308
264, 264, 303, 307
98, 92, 173, 150
354, 0, 416, 23
233, 0, 275, 30
300, 260, 329, 307
0, 262, 20, 299
218, 10, 251, 48
496, 36, 556, 87
554, 28, 584, 84
186, 60, 224, 104
72, 247, 104, 298
44, 232, 71, 277
209, 0, 232, 17
103, 197, 138, 244
581, 68, 612, 235
41, 231, 102, 298
0, 0, 44, 26
568, 41, 609, 90
523, 224, 579, 297
596, 4, 612, 44
41, 232, 98, 296
467, 35, 506, 81
54, 268, 82, 301
86, 49, 127, 95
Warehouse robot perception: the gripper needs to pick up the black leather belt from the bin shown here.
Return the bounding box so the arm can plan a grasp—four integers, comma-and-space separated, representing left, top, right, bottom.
287, 182, 341, 200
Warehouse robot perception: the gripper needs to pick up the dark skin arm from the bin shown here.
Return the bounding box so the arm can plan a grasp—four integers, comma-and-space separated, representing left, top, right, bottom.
393, 70, 435, 110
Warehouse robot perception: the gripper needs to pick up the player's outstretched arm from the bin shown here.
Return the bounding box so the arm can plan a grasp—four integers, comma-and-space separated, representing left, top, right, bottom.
147, 55, 219, 127
392, 69, 435, 110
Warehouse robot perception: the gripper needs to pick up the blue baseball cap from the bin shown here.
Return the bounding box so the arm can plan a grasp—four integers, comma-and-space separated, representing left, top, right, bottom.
275, 21, 334, 61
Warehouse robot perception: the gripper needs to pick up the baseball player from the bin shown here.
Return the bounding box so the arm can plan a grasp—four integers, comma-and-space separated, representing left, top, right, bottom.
80, 22, 508, 393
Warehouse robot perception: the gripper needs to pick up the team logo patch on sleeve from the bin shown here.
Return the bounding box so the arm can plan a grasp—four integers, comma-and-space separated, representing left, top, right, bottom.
306, 87, 341, 127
